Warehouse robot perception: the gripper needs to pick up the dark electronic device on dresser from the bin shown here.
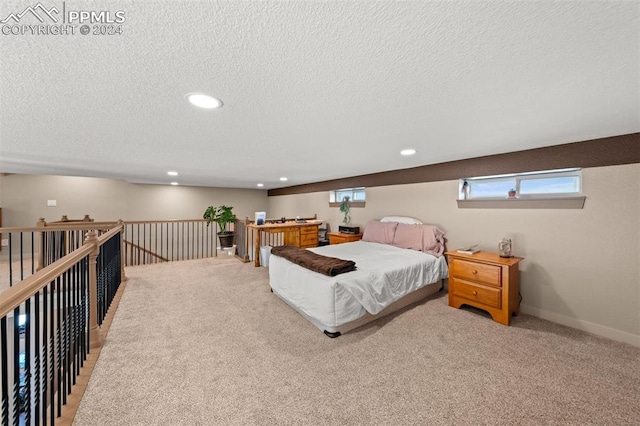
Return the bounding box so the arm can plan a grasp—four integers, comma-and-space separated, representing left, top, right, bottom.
339, 226, 360, 234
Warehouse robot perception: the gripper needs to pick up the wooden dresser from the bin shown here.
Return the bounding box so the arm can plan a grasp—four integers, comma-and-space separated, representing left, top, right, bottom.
328, 232, 362, 245
299, 225, 319, 248
248, 222, 320, 266
445, 251, 523, 326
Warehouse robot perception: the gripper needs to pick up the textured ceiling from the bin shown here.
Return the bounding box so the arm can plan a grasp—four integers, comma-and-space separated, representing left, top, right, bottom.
0, 1, 638, 189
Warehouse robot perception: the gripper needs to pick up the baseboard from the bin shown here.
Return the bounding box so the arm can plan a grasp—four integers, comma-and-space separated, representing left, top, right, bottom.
520, 304, 640, 347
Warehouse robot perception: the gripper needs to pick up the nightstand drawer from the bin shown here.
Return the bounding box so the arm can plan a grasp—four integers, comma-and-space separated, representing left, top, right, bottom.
451, 279, 502, 309
328, 232, 362, 245
451, 259, 501, 287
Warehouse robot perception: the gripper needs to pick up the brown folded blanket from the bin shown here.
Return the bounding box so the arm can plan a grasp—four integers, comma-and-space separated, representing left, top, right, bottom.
271, 245, 356, 276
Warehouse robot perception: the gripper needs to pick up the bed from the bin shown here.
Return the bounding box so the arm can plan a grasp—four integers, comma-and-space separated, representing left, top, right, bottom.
268, 217, 449, 337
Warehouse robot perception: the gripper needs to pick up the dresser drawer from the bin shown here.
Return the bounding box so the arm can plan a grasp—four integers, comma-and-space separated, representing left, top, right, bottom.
300, 233, 318, 246
300, 226, 317, 235
451, 278, 502, 309
451, 259, 501, 287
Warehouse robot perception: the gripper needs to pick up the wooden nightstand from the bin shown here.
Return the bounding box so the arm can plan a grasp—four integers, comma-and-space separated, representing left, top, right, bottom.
328, 232, 362, 245
444, 251, 523, 326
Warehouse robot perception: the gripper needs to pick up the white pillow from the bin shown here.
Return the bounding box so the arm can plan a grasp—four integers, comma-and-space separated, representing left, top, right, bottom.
379, 216, 423, 225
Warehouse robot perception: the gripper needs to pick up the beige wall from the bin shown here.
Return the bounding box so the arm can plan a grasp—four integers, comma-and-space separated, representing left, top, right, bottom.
2, 168, 637, 345
267, 164, 640, 345
0, 174, 268, 227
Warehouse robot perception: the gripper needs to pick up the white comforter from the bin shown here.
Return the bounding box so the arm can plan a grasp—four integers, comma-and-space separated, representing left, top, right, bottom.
269, 241, 449, 327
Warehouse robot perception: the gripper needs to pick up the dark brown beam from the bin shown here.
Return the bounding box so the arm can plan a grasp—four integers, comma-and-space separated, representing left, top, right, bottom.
268, 133, 639, 196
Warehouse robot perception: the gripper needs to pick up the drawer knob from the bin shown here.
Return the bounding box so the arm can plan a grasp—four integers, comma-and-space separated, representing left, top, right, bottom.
472, 269, 478, 274
472, 291, 478, 296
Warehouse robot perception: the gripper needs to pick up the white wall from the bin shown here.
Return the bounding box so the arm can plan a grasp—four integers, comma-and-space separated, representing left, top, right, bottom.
267, 164, 640, 346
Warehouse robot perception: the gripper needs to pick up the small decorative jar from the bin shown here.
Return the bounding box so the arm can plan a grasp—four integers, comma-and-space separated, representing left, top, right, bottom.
498, 238, 512, 258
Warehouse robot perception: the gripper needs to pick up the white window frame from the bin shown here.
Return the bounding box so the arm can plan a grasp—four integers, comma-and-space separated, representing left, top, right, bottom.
329, 187, 366, 206
459, 168, 582, 200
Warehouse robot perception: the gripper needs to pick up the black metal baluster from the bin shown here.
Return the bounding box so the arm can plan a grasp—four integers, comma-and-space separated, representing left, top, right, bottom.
62, 271, 69, 404
136, 224, 141, 265
66, 269, 72, 397
97, 251, 102, 326
80, 257, 87, 363
103, 247, 108, 323
12, 306, 20, 424
100, 245, 106, 319
8, 234, 12, 287
48, 280, 54, 426
56, 276, 62, 419
33, 292, 40, 426
41, 285, 48, 426
72, 264, 79, 382
143, 223, 146, 265
31, 233, 35, 276
24, 297, 31, 425
75, 263, 81, 371
20, 232, 24, 282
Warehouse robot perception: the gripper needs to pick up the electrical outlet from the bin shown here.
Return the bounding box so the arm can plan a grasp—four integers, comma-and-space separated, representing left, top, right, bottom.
1, 239, 8, 247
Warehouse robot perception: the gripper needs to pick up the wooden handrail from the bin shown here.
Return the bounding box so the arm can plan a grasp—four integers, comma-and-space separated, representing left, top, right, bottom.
97, 224, 124, 246
123, 219, 211, 224
0, 222, 118, 233
0, 224, 124, 318
41, 221, 119, 230
123, 240, 169, 262
0, 244, 93, 319
0, 219, 228, 233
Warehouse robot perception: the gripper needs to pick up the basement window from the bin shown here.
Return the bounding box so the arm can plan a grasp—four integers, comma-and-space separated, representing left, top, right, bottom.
329, 187, 366, 207
457, 169, 585, 209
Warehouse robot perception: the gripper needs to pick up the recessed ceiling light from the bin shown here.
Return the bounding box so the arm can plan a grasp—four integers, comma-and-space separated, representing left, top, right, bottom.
400, 149, 416, 156
257, 183, 264, 187
279, 177, 288, 181
167, 171, 178, 176
186, 93, 223, 109
170, 182, 179, 186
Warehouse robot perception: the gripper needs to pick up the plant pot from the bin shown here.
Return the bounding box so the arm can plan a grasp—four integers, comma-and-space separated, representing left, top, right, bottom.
218, 232, 235, 249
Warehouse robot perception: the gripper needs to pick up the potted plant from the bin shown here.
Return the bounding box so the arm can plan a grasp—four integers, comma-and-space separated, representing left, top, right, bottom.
203, 205, 237, 248
340, 196, 351, 224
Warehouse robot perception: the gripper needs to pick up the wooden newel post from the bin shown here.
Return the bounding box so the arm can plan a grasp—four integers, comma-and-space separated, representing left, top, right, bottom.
36, 217, 46, 271
243, 218, 251, 262
84, 230, 103, 350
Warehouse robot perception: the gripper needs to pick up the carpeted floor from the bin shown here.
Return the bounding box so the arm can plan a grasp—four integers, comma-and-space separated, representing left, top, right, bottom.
74, 257, 639, 425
